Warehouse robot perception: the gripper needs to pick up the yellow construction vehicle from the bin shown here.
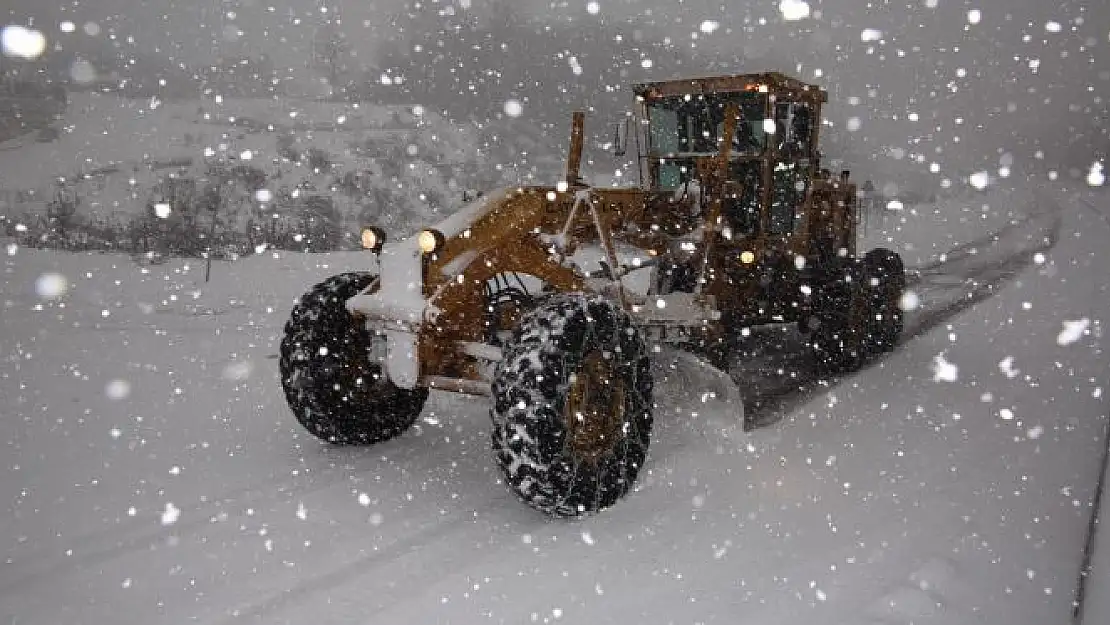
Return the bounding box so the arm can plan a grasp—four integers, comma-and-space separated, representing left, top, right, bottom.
279, 72, 905, 517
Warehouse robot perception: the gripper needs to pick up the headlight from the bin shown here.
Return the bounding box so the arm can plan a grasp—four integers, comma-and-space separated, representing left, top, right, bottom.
740, 250, 756, 264
417, 229, 446, 255
361, 226, 385, 253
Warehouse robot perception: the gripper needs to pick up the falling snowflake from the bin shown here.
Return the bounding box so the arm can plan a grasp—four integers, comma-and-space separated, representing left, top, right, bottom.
1087, 162, 1105, 187
1057, 319, 1090, 346
1, 25, 47, 60
900, 290, 920, 311
860, 29, 883, 42
998, 356, 1020, 379
503, 99, 524, 118
779, 0, 811, 21
969, 172, 990, 190
161, 502, 181, 526
967, 9, 982, 25
932, 354, 958, 382
699, 20, 720, 34
35, 273, 68, 299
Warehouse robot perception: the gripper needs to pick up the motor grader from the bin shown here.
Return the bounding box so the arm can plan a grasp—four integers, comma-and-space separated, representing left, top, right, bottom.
279, 72, 905, 518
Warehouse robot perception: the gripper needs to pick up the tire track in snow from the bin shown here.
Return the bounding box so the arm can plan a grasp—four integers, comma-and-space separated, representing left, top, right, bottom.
212, 509, 527, 625
0, 457, 359, 595
738, 195, 1061, 430
0, 395, 493, 597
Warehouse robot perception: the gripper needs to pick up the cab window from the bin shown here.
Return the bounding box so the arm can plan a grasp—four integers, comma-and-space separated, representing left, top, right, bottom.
646, 92, 767, 157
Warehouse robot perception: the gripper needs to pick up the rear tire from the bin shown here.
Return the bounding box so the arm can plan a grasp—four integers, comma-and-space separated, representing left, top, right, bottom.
811, 249, 906, 372
810, 263, 870, 373
490, 294, 654, 517
863, 248, 905, 353
279, 272, 428, 445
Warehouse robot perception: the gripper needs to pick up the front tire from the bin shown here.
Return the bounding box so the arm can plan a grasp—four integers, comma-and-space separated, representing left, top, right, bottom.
490, 294, 654, 517
279, 272, 428, 445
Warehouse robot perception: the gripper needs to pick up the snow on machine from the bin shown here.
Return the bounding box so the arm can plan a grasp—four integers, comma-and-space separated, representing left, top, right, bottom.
279, 72, 906, 517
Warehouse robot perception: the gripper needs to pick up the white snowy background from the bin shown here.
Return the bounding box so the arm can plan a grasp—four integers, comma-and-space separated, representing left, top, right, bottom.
2, 0, 1109, 623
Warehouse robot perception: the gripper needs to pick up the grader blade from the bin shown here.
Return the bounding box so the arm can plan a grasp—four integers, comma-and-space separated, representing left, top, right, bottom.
653, 347, 747, 435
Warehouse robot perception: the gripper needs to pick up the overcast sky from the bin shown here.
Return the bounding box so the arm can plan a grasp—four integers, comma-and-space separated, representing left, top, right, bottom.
5, 1, 1105, 74
4, 0, 1107, 186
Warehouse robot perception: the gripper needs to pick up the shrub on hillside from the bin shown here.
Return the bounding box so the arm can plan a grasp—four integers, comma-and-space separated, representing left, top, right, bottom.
304, 148, 331, 173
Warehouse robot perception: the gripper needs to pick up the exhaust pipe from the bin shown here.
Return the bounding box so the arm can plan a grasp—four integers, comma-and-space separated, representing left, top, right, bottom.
565, 111, 585, 186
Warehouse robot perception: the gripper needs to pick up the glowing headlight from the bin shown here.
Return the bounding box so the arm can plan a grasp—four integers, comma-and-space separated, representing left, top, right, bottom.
360, 226, 385, 253
417, 229, 446, 255
740, 250, 756, 264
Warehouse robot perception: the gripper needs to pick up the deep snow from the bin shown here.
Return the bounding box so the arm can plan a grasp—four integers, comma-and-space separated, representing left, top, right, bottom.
1, 182, 1108, 624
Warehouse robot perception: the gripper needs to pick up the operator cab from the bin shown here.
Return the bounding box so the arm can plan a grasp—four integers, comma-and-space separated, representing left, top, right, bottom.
634, 73, 826, 242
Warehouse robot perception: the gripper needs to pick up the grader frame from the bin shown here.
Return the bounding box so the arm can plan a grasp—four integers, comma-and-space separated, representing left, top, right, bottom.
280, 72, 902, 517
347, 72, 860, 396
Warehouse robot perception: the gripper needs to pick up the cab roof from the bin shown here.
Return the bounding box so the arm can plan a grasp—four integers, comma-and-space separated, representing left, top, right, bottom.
633, 72, 827, 103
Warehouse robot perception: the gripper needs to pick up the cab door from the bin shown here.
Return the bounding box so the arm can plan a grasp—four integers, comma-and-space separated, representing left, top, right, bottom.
768, 100, 817, 261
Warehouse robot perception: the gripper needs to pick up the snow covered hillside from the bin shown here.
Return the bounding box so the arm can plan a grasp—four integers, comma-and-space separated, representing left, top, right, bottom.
1, 181, 1108, 624
0, 92, 530, 245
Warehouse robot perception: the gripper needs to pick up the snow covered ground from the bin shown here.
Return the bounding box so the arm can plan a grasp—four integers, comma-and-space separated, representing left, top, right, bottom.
1, 181, 1108, 624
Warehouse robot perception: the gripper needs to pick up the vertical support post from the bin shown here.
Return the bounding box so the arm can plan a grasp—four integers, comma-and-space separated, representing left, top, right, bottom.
761, 92, 775, 236
633, 107, 645, 188
695, 102, 740, 295
565, 111, 585, 186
